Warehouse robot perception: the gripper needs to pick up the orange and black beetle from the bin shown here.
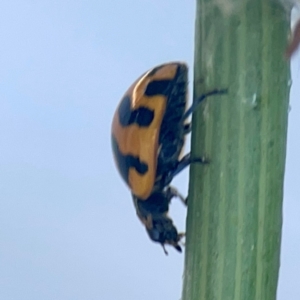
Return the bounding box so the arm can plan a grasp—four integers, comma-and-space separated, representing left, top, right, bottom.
111, 62, 226, 254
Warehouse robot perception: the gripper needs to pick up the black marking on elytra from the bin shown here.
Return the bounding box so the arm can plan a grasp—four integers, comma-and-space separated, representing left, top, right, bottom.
118, 95, 154, 127
111, 136, 148, 184
145, 80, 172, 96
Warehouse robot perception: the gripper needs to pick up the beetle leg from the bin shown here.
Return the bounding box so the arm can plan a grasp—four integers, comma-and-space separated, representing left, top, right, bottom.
171, 153, 209, 178
144, 214, 153, 230
177, 233, 186, 249
136, 206, 154, 230
167, 186, 186, 206
183, 123, 191, 134
182, 89, 227, 120
178, 232, 185, 245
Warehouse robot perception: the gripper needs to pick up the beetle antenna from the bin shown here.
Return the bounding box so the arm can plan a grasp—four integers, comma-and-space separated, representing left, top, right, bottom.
162, 244, 168, 255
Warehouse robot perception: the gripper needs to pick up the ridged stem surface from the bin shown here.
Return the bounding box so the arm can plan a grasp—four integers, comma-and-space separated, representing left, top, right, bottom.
182, 1, 290, 300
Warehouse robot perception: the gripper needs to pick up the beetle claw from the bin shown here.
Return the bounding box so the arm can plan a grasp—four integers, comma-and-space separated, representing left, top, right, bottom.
191, 156, 210, 164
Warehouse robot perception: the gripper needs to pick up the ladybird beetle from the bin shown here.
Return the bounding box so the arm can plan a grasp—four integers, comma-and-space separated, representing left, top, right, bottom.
111, 62, 226, 254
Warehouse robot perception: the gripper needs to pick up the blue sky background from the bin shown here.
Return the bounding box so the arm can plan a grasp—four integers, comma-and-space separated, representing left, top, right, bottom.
0, 1, 299, 299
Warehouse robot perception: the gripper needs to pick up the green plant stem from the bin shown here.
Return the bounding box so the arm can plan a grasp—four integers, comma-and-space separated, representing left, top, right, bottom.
182, 1, 290, 300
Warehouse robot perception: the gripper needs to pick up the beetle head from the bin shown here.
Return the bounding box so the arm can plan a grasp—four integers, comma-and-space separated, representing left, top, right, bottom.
144, 214, 184, 255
